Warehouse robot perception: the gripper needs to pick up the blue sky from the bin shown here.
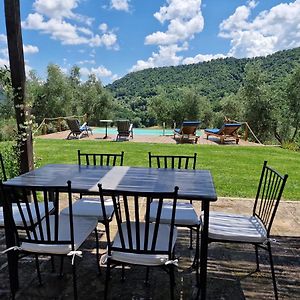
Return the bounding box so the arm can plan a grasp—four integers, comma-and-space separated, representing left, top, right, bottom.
1, 0, 300, 85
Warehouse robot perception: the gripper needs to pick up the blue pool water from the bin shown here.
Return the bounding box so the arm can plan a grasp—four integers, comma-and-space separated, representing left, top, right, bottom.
93, 127, 201, 136
93, 127, 174, 136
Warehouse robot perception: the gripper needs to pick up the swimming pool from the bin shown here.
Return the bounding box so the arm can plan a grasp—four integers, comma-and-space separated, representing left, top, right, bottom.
93, 127, 202, 136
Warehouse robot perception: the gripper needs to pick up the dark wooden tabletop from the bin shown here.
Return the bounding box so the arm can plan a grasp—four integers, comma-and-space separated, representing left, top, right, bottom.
4, 164, 217, 201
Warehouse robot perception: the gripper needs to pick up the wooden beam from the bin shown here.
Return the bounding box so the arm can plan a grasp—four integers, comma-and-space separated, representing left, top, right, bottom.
4, 0, 34, 173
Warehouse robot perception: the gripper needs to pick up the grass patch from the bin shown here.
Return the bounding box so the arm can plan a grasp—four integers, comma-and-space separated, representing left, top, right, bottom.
32, 139, 300, 200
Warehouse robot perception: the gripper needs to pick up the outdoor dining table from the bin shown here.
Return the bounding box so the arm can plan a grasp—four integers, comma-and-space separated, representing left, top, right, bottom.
3, 164, 217, 299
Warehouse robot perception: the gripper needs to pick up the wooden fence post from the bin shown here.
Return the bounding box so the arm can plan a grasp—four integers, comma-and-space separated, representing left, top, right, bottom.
5, 0, 34, 173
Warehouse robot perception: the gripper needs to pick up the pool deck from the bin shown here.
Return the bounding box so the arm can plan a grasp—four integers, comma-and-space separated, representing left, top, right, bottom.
38, 129, 262, 146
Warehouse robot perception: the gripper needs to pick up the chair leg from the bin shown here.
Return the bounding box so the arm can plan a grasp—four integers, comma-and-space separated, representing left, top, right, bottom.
35, 255, 42, 285
145, 267, 150, 286
95, 228, 101, 275
254, 244, 260, 272
72, 259, 78, 300
59, 256, 64, 277
121, 264, 125, 282
169, 265, 175, 300
189, 228, 193, 250
51, 255, 55, 273
195, 226, 200, 287
104, 259, 111, 300
267, 242, 278, 300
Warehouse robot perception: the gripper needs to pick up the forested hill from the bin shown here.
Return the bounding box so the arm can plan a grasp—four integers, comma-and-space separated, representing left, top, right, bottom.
107, 47, 300, 102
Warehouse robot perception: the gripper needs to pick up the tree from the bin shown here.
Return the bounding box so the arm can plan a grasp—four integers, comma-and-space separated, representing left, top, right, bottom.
68, 66, 82, 115
240, 63, 274, 142
80, 74, 114, 125
0, 66, 14, 119
285, 66, 300, 141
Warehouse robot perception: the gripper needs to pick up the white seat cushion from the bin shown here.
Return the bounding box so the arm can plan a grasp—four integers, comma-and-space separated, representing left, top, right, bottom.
111, 222, 177, 266
149, 200, 200, 226
208, 212, 267, 243
61, 197, 114, 221
21, 214, 98, 255
0, 202, 55, 227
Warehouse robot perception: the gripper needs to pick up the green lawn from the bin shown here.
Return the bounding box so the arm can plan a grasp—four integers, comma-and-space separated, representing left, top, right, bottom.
33, 139, 300, 200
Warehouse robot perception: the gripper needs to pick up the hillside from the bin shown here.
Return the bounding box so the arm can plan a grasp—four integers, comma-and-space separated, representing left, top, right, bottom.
107, 47, 300, 103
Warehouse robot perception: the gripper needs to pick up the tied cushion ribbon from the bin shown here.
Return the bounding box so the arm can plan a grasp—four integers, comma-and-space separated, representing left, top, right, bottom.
263, 238, 277, 246
164, 259, 178, 267
67, 250, 83, 265
1, 246, 22, 255
100, 253, 112, 265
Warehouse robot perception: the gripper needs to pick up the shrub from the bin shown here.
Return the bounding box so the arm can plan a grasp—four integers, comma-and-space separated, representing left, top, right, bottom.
281, 141, 300, 152
0, 142, 20, 179
0, 118, 17, 141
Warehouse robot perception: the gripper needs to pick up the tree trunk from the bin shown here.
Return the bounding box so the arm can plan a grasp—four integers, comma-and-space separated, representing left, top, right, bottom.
4, 0, 34, 174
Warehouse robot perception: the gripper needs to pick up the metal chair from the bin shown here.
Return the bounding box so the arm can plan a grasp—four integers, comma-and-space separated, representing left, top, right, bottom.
77, 150, 124, 166
207, 161, 288, 299
66, 118, 92, 140
116, 120, 133, 141
148, 152, 201, 281
1, 181, 99, 300
99, 184, 179, 300
0, 153, 54, 227
61, 150, 124, 223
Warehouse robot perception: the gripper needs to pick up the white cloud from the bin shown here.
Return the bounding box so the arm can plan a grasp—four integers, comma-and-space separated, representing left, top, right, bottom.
22, 2, 118, 49
78, 27, 93, 36
23, 44, 39, 55
0, 58, 9, 67
110, 0, 130, 12
33, 0, 94, 25
182, 53, 227, 65
77, 59, 96, 65
131, 44, 187, 72
23, 13, 88, 45
99, 23, 108, 33
33, 0, 78, 19
0, 48, 8, 57
146, 0, 204, 46
23, 12, 118, 49
131, 0, 206, 71
219, 0, 300, 58
219, 0, 257, 38
80, 65, 117, 82
101, 33, 118, 49
0, 36, 9, 68
0, 34, 7, 43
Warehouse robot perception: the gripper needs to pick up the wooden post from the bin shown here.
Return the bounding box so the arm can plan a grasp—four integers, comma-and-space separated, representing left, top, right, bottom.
57, 118, 62, 131
5, 0, 34, 173
244, 123, 249, 141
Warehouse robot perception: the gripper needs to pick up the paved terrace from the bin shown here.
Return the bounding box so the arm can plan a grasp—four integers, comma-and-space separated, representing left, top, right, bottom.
0, 198, 299, 299
37, 129, 262, 146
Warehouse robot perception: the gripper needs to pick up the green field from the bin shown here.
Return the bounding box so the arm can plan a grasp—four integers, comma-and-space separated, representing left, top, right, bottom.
30, 139, 300, 200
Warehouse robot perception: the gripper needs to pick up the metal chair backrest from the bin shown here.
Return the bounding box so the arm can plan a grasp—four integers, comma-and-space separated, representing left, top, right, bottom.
2, 181, 75, 249
148, 152, 197, 169
253, 161, 288, 235
99, 185, 179, 257
222, 123, 241, 135
77, 150, 124, 166
0, 153, 7, 181
117, 120, 130, 132
180, 121, 200, 135
66, 119, 81, 133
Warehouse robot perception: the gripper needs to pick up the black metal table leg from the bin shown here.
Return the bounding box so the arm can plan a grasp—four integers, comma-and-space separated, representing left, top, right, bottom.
199, 200, 210, 299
